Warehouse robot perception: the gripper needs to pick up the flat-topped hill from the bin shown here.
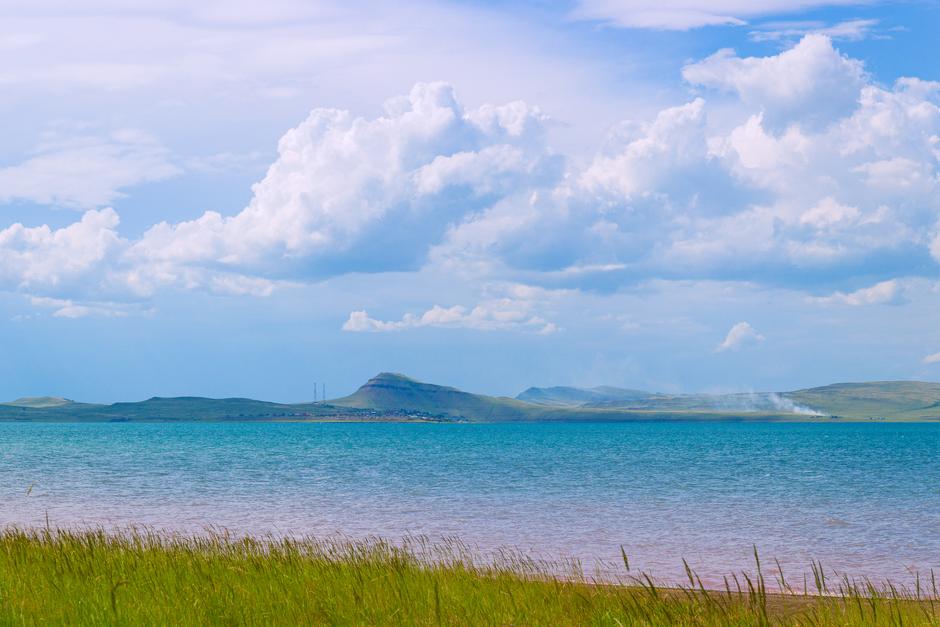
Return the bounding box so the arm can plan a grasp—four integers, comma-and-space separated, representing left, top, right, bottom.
2, 396, 74, 408
330, 373, 797, 422
0, 396, 384, 423
332, 373, 538, 421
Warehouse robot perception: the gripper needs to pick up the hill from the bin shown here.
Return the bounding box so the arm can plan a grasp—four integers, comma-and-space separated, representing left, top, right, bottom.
4, 375, 940, 423
331, 373, 539, 421
516, 385, 656, 406
0, 394, 439, 423
783, 381, 940, 420
330, 373, 798, 422
518, 380, 940, 420
2, 396, 75, 408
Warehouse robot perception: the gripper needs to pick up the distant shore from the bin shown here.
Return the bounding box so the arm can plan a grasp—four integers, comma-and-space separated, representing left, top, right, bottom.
7, 373, 940, 421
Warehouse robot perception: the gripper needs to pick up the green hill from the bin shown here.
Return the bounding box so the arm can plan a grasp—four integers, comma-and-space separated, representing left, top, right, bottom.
2, 396, 75, 408
0, 396, 404, 423
783, 381, 940, 420
4, 375, 939, 423
331, 373, 539, 421
331, 373, 797, 422
516, 385, 656, 406
519, 380, 940, 420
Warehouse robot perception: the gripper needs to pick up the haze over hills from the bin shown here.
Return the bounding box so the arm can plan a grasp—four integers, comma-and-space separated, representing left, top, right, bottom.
516, 386, 654, 406
329, 373, 779, 421
2, 396, 75, 408
517, 380, 940, 420
3, 373, 940, 422
785, 381, 940, 420
331, 373, 940, 421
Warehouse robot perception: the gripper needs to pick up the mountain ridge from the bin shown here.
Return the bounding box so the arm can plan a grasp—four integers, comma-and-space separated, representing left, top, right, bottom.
4, 373, 940, 422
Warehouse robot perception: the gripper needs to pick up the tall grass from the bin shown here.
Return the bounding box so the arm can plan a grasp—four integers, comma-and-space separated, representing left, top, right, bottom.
0, 527, 936, 625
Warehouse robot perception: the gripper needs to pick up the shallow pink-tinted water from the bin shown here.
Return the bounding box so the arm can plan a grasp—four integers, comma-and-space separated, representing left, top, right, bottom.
2, 421, 938, 588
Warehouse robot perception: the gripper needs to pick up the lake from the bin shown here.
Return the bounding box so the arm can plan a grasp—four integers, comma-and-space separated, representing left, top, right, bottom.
2, 421, 938, 586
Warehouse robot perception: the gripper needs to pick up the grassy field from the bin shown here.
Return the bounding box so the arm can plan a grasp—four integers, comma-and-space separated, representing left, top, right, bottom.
1, 529, 937, 625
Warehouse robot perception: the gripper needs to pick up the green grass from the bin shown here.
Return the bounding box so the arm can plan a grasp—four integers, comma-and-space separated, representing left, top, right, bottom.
1, 528, 937, 625
784, 381, 940, 420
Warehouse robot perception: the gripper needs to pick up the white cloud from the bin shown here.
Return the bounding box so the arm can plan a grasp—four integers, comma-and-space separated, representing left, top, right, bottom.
682, 34, 866, 128
716, 321, 765, 352
817, 279, 904, 306
0, 130, 180, 209
2, 36, 940, 310
924, 351, 940, 365
343, 301, 558, 335
128, 82, 558, 283
0, 208, 123, 290
28, 295, 146, 318
438, 37, 939, 287
749, 18, 879, 42
579, 98, 708, 197
0, 0, 613, 160
570, 0, 871, 30
344, 282, 563, 334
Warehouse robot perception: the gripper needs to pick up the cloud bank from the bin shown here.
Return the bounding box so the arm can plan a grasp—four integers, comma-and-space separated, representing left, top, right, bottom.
2, 35, 939, 332
571, 1, 873, 30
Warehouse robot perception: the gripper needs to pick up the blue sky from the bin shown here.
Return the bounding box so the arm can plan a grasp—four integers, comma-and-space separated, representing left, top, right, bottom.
2, 0, 940, 402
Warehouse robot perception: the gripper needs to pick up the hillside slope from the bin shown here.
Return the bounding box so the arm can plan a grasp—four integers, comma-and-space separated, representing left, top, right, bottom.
519, 380, 940, 420
6, 376, 939, 423
783, 381, 940, 420
2, 396, 75, 408
516, 386, 655, 406
331, 373, 798, 422
332, 373, 537, 421
0, 397, 400, 422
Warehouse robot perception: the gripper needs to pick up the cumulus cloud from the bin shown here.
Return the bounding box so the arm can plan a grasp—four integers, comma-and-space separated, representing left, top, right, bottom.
570, 0, 870, 30
0, 208, 123, 291
3, 35, 940, 314
579, 98, 709, 197
924, 351, 940, 365
0, 130, 180, 209
817, 279, 904, 306
682, 34, 866, 128
128, 82, 559, 287
716, 321, 765, 352
343, 282, 564, 334
343, 301, 558, 334
436, 36, 939, 289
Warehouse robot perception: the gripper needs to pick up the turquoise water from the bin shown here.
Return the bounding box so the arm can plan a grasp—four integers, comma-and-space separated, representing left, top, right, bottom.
1, 421, 938, 585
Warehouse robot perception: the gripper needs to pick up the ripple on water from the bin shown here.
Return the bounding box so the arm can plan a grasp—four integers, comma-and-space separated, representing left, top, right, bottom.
1, 421, 938, 587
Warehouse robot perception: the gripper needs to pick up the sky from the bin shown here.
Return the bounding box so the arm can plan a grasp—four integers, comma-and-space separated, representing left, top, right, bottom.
2, 0, 940, 402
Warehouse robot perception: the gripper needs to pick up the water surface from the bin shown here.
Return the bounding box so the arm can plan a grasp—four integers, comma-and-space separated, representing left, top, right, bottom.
2, 421, 937, 586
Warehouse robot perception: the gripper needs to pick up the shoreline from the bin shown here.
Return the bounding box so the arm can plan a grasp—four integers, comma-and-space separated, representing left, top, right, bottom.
1, 526, 935, 624
4, 415, 940, 423
2, 523, 933, 594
